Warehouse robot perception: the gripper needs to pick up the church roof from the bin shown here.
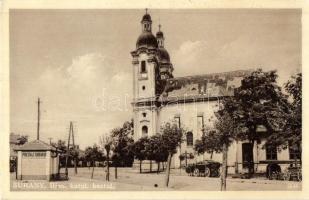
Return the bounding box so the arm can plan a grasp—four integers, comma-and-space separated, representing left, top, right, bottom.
141, 13, 152, 22
136, 32, 158, 49
159, 70, 252, 101
157, 47, 170, 63
14, 140, 57, 151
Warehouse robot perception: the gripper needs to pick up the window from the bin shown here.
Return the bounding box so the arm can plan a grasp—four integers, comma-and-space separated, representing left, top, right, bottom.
266, 145, 277, 160
141, 61, 146, 73
186, 132, 193, 146
142, 85, 146, 90
142, 126, 148, 137
174, 116, 181, 129
197, 115, 204, 137
142, 113, 147, 118
289, 144, 301, 160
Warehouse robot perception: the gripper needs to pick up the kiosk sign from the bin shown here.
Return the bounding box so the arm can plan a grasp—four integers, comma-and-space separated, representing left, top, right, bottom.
22, 152, 46, 158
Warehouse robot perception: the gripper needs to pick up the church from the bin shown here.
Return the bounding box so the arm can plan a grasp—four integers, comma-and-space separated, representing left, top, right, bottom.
130, 11, 298, 174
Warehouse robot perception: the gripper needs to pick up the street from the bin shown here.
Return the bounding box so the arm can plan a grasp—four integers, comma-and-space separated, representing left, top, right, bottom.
10, 167, 302, 191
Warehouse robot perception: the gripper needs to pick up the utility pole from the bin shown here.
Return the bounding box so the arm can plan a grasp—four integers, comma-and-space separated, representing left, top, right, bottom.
37, 98, 41, 140
65, 121, 78, 177
71, 122, 78, 174
65, 122, 72, 177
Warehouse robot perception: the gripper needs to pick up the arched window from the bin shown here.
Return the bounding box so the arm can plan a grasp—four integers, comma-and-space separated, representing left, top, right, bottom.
142, 126, 148, 137
186, 132, 193, 146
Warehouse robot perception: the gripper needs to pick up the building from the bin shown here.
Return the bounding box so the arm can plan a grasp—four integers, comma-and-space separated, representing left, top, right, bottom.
131, 11, 301, 175
14, 140, 59, 181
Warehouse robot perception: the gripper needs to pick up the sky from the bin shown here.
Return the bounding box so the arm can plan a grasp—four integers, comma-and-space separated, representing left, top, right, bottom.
10, 9, 301, 148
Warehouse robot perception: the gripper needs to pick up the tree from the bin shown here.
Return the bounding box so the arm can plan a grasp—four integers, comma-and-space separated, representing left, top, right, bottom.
194, 129, 222, 160
100, 135, 113, 181
283, 73, 302, 150
148, 134, 169, 173
214, 110, 238, 191
131, 137, 150, 173
69, 146, 79, 174
224, 69, 289, 174
51, 140, 66, 172
16, 135, 28, 145
84, 144, 104, 179
160, 122, 185, 187
266, 73, 302, 159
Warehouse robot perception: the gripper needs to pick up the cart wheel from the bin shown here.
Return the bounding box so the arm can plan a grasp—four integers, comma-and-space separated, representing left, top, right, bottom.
193, 168, 199, 177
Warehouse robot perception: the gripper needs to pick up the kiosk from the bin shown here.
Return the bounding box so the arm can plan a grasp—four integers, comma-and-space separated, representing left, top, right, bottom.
15, 140, 59, 181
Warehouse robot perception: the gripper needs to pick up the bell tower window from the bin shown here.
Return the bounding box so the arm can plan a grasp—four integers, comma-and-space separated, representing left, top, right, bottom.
141, 61, 146, 73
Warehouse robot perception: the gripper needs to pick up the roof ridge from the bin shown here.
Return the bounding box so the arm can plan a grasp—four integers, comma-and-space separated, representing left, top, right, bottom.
167, 69, 253, 80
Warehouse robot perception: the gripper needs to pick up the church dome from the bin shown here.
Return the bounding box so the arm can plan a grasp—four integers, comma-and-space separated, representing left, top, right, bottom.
157, 47, 170, 63
141, 13, 152, 22
136, 32, 158, 49
156, 30, 163, 38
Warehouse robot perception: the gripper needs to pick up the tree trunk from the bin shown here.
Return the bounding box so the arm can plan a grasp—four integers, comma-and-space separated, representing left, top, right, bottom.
139, 160, 142, 173
91, 161, 95, 179
165, 153, 172, 187
150, 160, 152, 173
220, 143, 228, 191
106, 155, 110, 181
157, 162, 160, 174
249, 140, 255, 176
74, 157, 77, 174
115, 166, 118, 179
210, 151, 214, 160
57, 158, 61, 175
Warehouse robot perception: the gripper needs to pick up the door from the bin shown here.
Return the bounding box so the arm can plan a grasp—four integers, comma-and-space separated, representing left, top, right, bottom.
242, 143, 254, 173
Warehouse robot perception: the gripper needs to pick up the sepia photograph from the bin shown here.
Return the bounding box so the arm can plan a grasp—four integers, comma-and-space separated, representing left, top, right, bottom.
3, 5, 304, 196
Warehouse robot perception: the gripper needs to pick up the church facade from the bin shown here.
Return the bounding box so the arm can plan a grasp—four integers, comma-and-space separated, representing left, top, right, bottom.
130, 11, 298, 174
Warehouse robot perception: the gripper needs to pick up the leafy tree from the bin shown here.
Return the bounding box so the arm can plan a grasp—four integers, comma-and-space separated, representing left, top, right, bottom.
84, 144, 104, 179
266, 73, 302, 158
110, 121, 135, 167
51, 140, 67, 172
148, 134, 169, 173
194, 129, 222, 159
131, 137, 150, 173
100, 136, 113, 181
223, 69, 289, 174
160, 122, 185, 187
69, 146, 79, 174
283, 73, 302, 150
16, 135, 28, 145
214, 110, 238, 191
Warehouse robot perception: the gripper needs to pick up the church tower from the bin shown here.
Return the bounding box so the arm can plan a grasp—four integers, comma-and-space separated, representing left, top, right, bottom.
156, 24, 173, 81
131, 10, 160, 141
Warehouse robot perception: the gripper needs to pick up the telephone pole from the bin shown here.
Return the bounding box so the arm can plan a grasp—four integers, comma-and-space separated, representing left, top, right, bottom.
37, 98, 41, 140
65, 121, 78, 177
65, 122, 72, 177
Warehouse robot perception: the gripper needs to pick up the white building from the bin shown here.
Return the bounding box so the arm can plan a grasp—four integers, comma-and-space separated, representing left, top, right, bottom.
131, 11, 300, 175
15, 140, 59, 181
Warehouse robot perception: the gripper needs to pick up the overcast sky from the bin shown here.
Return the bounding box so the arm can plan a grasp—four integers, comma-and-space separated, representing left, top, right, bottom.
10, 9, 301, 148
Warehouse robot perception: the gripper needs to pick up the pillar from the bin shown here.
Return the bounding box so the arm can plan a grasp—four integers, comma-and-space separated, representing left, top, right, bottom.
46, 151, 51, 181
17, 151, 22, 180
